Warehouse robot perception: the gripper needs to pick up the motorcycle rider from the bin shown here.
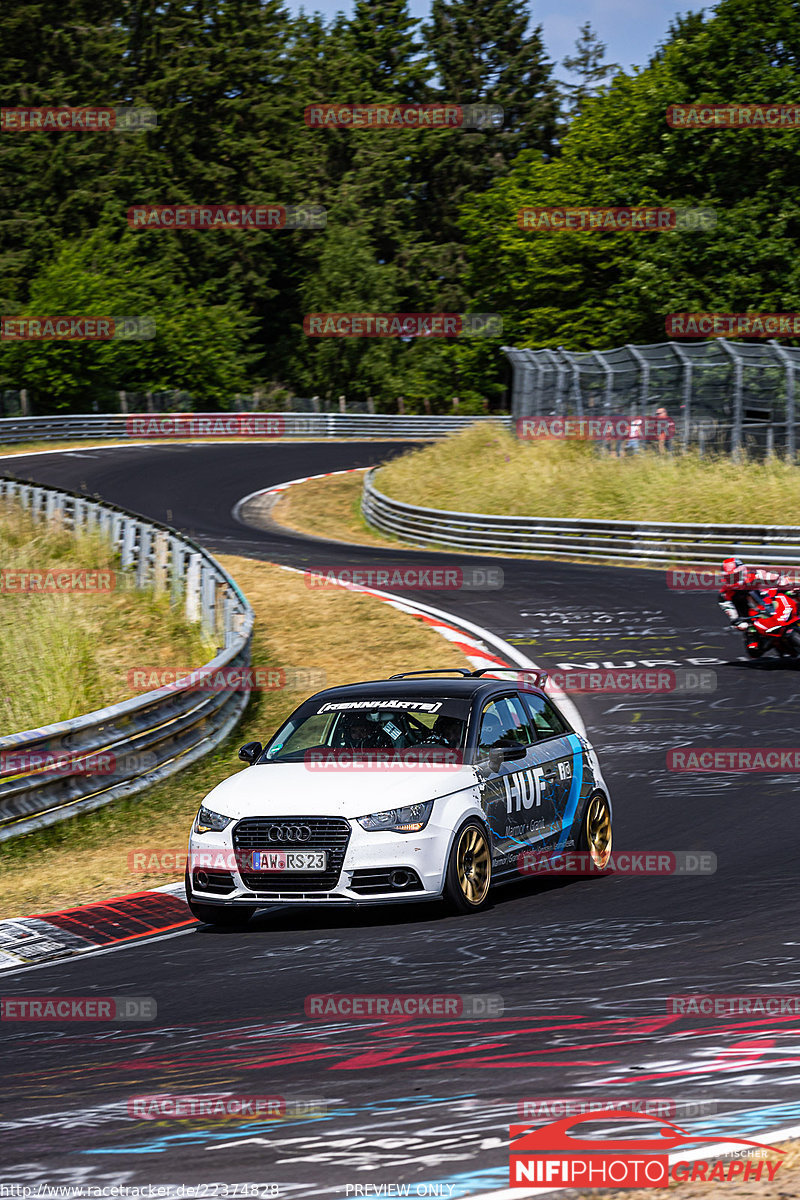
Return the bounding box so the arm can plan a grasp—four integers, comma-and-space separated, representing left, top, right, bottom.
718, 557, 800, 655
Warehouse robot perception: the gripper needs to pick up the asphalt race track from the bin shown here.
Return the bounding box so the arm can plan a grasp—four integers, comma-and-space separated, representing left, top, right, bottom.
3, 442, 800, 1197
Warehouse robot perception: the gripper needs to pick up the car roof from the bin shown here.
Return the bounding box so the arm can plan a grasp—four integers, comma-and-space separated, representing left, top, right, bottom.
303, 673, 547, 705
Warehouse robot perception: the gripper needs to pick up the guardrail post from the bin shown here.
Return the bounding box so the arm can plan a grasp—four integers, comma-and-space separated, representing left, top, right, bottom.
136, 525, 152, 589
215, 578, 227, 642
170, 536, 184, 605
201, 565, 216, 636
185, 553, 202, 622
153, 531, 169, 595
121, 518, 137, 569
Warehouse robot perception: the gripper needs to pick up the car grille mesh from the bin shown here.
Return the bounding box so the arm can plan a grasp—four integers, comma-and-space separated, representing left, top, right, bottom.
233, 816, 351, 892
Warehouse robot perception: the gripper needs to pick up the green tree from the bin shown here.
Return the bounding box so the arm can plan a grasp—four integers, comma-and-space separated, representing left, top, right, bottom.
560, 22, 619, 120
0, 226, 253, 408
462, 0, 800, 354
420, 0, 559, 309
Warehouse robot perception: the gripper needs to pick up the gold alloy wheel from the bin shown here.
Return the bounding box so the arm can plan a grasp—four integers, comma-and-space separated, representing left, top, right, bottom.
456, 825, 491, 906
585, 794, 613, 868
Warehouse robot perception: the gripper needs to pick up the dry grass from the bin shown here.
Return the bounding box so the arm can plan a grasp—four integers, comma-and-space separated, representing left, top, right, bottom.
272, 471, 397, 547
0, 555, 471, 917
374, 423, 800, 523
0, 502, 212, 730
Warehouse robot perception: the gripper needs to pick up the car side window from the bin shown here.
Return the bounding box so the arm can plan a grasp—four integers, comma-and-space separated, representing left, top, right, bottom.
521, 692, 571, 739
506, 694, 537, 745
478, 695, 535, 754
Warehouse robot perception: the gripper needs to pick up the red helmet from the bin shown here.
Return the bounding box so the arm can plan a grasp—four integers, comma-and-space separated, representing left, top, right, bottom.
722, 556, 747, 586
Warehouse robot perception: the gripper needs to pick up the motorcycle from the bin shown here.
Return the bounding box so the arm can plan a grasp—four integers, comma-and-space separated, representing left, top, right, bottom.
729, 591, 800, 660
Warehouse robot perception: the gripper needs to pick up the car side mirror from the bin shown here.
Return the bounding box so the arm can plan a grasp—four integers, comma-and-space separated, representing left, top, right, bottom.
488, 743, 527, 772
488, 747, 504, 772
238, 741, 262, 766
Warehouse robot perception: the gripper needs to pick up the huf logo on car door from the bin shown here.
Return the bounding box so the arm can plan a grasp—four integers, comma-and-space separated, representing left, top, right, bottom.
501, 765, 545, 813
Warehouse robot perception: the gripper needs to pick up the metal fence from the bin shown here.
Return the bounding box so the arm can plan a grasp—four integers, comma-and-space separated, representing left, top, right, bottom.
361, 468, 800, 566
503, 340, 800, 457
0, 478, 254, 841
0, 413, 510, 445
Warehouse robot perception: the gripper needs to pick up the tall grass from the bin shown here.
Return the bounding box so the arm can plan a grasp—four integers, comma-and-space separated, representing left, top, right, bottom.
0, 502, 213, 732
376, 424, 800, 523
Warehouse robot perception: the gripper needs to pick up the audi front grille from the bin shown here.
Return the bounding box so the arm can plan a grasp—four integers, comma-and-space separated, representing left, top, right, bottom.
233, 816, 351, 893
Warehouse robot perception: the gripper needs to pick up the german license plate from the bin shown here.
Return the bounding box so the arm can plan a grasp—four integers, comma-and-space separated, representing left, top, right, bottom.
251, 850, 327, 872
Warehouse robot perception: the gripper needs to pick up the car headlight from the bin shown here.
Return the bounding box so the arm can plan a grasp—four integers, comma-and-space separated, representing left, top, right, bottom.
357, 801, 433, 833
194, 806, 232, 834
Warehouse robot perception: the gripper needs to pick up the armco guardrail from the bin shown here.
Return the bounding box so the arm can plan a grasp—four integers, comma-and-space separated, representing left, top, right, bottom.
362, 469, 800, 566
0, 413, 511, 444
0, 477, 254, 841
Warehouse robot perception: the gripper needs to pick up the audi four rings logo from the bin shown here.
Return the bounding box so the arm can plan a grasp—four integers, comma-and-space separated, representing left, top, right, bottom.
266, 825, 312, 842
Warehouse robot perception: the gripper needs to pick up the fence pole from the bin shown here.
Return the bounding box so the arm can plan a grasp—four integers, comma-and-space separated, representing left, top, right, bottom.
769, 339, 796, 461
718, 339, 743, 457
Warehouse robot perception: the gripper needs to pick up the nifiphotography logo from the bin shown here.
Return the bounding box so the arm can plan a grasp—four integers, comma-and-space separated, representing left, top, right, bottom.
509, 1109, 784, 1188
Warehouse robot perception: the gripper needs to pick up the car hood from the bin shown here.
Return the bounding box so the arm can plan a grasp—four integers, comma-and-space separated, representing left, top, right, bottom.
200, 762, 479, 820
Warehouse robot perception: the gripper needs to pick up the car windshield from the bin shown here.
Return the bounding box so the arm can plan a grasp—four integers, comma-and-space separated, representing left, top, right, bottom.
262, 697, 471, 762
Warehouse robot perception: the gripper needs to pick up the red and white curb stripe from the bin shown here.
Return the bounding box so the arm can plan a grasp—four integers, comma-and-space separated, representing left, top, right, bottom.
231, 467, 364, 523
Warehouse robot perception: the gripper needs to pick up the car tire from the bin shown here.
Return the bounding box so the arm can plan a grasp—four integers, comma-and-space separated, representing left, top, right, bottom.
185, 870, 257, 927
576, 793, 613, 870
443, 819, 492, 914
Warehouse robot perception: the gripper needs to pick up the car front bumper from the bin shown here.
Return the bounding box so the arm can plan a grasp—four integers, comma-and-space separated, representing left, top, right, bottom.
186, 816, 456, 906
